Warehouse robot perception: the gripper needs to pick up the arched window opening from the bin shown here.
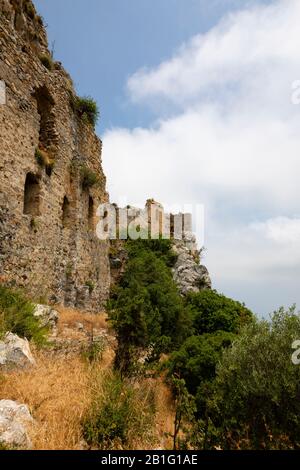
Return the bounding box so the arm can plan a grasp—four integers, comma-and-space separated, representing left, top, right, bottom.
33, 86, 55, 148
88, 196, 95, 230
23, 173, 40, 216
33, 86, 57, 177
62, 196, 71, 228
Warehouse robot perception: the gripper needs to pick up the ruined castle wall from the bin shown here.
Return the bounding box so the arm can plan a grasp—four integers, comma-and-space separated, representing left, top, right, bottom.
0, 0, 110, 311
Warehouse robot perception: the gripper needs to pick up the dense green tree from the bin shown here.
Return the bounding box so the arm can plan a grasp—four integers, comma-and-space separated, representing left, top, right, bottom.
186, 289, 253, 335
108, 239, 191, 375
166, 289, 254, 433
207, 306, 300, 449
167, 332, 235, 396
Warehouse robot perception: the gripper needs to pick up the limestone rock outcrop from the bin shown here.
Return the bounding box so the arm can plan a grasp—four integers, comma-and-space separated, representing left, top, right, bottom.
33, 304, 59, 329
172, 239, 211, 295
0, 400, 34, 449
0, 333, 36, 370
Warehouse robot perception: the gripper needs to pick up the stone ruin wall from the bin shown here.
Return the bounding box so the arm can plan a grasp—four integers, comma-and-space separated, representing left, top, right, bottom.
0, 0, 111, 311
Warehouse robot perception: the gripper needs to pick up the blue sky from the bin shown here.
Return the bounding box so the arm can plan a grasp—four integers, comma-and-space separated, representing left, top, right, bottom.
34, 0, 300, 316
34, 0, 272, 132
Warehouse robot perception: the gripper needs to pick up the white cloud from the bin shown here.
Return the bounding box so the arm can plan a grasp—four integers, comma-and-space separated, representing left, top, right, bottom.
251, 217, 300, 243
103, 0, 300, 315
127, 0, 300, 108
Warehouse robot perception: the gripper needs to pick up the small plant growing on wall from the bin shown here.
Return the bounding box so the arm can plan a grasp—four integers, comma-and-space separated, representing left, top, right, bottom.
30, 217, 39, 230
35, 148, 55, 176
65, 262, 73, 279
85, 280, 95, 294
39, 55, 54, 71
80, 166, 99, 189
36, 15, 44, 26
24, 1, 36, 20
71, 95, 100, 127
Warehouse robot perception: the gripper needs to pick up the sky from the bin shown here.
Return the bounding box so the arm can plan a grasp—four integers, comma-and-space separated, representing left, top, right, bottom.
34, 0, 300, 316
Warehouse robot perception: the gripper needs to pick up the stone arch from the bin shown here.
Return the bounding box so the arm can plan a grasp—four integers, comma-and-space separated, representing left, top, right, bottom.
23, 173, 40, 216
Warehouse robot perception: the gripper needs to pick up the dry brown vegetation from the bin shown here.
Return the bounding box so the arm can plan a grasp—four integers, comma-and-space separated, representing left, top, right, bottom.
55, 306, 109, 332
0, 308, 175, 450
0, 348, 114, 449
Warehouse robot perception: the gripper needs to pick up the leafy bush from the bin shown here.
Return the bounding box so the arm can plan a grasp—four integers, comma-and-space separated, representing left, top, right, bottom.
170, 377, 196, 450
164, 290, 254, 428
108, 239, 191, 375
167, 332, 235, 398
205, 306, 300, 449
80, 166, 99, 189
127, 238, 178, 267
35, 148, 44, 166
0, 285, 47, 346
186, 289, 253, 335
73, 96, 99, 127
82, 373, 155, 449
85, 280, 95, 294
39, 55, 53, 71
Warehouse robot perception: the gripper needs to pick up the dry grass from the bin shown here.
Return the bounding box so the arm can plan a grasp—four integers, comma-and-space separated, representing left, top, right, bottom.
55, 306, 109, 333
0, 305, 175, 450
0, 351, 174, 449
81, 370, 174, 450
133, 377, 175, 450
151, 376, 175, 450
0, 347, 114, 450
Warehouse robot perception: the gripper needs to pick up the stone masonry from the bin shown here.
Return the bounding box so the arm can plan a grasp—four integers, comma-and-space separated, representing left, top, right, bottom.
0, 0, 110, 311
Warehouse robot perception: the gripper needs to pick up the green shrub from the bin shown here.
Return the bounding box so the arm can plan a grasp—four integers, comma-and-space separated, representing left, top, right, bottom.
85, 280, 95, 294
170, 377, 196, 450
0, 285, 47, 346
35, 148, 55, 175
80, 166, 99, 189
186, 289, 253, 336
127, 238, 178, 267
167, 332, 235, 398
35, 148, 48, 167
73, 96, 99, 127
206, 306, 300, 449
30, 217, 39, 230
39, 55, 53, 71
108, 239, 191, 375
82, 373, 155, 449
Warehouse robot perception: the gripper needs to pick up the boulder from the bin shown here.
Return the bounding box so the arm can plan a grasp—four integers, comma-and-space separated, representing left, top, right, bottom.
0, 333, 36, 370
33, 304, 59, 329
0, 400, 33, 449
